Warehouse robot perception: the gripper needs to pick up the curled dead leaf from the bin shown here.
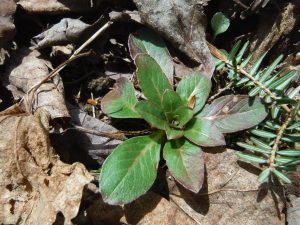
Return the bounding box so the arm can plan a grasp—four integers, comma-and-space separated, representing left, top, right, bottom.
0, 0, 16, 47
0, 106, 92, 225
1, 48, 69, 119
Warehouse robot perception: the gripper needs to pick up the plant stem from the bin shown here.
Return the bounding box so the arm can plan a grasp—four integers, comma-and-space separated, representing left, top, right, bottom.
269, 116, 292, 170
208, 81, 234, 102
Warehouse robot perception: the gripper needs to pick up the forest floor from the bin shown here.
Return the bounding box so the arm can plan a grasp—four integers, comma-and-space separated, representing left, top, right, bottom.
0, 0, 299, 224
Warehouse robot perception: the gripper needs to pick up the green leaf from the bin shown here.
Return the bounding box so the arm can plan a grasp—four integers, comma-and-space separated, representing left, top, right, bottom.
269, 70, 298, 91
237, 142, 271, 154
162, 89, 193, 128
276, 98, 298, 105
250, 137, 272, 150
264, 120, 281, 130
277, 149, 300, 157
99, 132, 163, 205
271, 105, 280, 119
249, 52, 268, 76
199, 95, 268, 133
281, 133, 300, 142
211, 12, 230, 39
251, 129, 277, 139
163, 138, 204, 193
287, 120, 300, 130
135, 54, 172, 105
288, 86, 300, 99
237, 152, 267, 164
258, 168, 271, 183
236, 41, 249, 64
248, 55, 283, 96
129, 28, 174, 83
274, 157, 300, 165
272, 169, 292, 184
184, 118, 225, 146
228, 40, 241, 62
176, 72, 211, 114
135, 100, 167, 130
101, 78, 141, 118
165, 126, 184, 140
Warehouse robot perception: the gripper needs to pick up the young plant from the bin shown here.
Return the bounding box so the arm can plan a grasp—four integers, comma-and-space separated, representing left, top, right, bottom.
99, 29, 268, 205
211, 12, 230, 41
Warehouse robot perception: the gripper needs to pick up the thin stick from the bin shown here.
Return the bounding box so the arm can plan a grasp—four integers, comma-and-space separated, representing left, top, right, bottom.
23, 21, 114, 112
73, 21, 113, 56
233, 0, 248, 9
170, 188, 258, 198
269, 116, 292, 169
69, 124, 153, 140
208, 81, 234, 102
91, 92, 95, 118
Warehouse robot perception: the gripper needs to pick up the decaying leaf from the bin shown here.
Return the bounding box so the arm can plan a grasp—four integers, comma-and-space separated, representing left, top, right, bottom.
249, 1, 298, 62
132, 0, 215, 77
32, 18, 92, 49
0, 0, 16, 47
17, 0, 103, 14
168, 149, 284, 225
0, 106, 92, 225
241, 0, 271, 19
2, 48, 69, 119
51, 103, 123, 166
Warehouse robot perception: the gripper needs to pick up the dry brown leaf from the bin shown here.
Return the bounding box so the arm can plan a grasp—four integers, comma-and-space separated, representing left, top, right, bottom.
132, 0, 215, 77
0, 106, 92, 225
168, 148, 284, 225
71, 149, 284, 224
249, 1, 298, 62
32, 18, 92, 49
2, 48, 70, 119
0, 0, 16, 47
17, 0, 103, 14
121, 192, 197, 225
52, 103, 123, 166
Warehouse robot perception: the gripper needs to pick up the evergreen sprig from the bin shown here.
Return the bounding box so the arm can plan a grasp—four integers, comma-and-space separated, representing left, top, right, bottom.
209, 41, 300, 184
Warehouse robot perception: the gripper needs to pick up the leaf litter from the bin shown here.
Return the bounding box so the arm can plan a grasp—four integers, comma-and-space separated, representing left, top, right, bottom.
0, 0, 298, 224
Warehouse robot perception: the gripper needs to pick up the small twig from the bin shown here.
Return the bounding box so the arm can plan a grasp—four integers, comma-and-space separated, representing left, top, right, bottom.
73, 21, 113, 56
69, 124, 153, 140
269, 116, 292, 169
91, 93, 95, 118
209, 81, 234, 102
23, 21, 113, 113
203, 188, 258, 195
233, 0, 249, 9
170, 188, 258, 198
22, 51, 92, 112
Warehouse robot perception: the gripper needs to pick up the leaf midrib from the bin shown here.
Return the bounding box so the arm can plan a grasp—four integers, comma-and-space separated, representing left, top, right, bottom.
203, 106, 262, 121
